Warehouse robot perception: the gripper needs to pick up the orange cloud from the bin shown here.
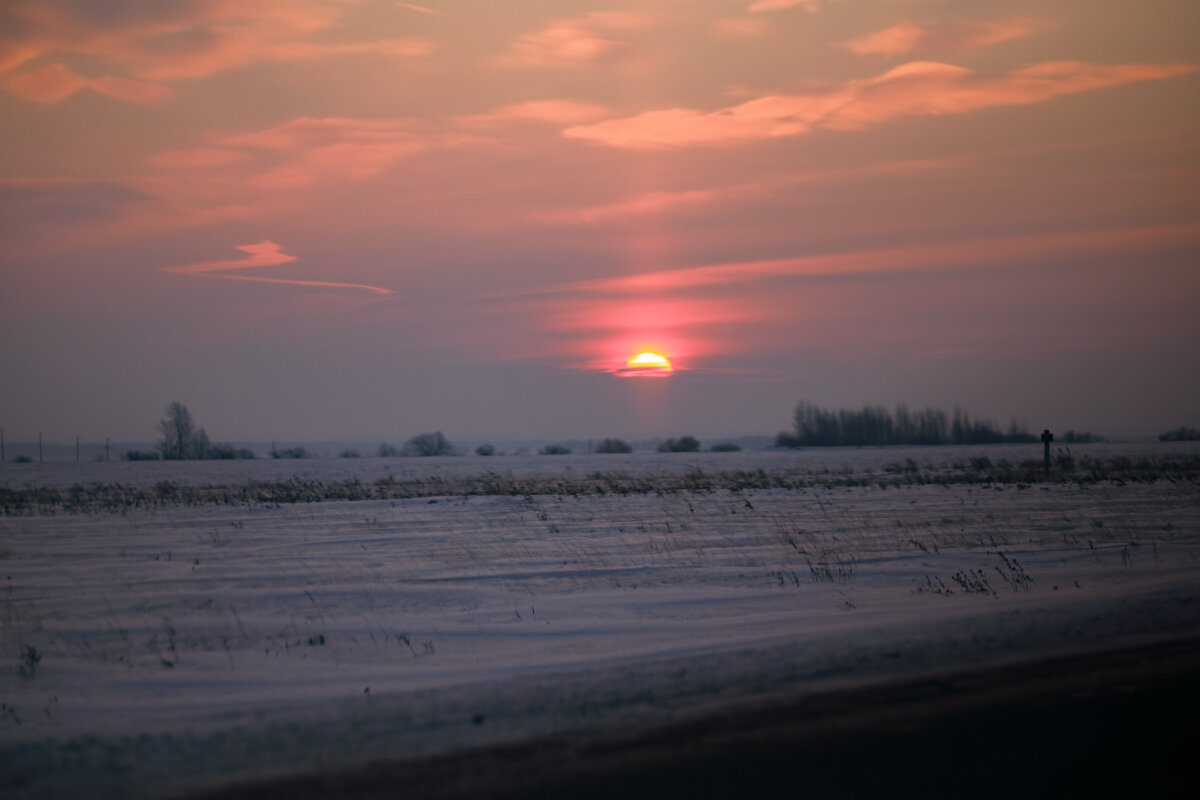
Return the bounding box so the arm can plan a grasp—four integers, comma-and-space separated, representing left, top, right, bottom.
839, 19, 1044, 57
564, 60, 1198, 148
748, 0, 826, 13
497, 12, 653, 68
163, 241, 394, 296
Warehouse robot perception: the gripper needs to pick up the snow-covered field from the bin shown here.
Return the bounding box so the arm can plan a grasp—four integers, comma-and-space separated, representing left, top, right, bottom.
2, 443, 1199, 798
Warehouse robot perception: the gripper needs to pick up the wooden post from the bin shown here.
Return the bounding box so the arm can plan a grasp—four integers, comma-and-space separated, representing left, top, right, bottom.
1041, 429, 1053, 475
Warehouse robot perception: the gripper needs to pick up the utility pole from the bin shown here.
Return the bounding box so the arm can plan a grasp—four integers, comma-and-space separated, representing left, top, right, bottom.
105, 437, 111, 462
38, 432, 43, 463
1041, 429, 1053, 475
76, 435, 80, 462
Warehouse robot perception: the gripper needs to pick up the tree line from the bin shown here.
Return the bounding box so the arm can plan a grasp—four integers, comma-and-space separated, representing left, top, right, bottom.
775, 401, 1038, 448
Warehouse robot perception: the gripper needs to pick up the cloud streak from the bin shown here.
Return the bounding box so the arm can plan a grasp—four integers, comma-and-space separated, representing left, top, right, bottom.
163, 241, 393, 296
838, 19, 1044, 57
564, 60, 1198, 148
512, 223, 1200, 298
748, 0, 827, 13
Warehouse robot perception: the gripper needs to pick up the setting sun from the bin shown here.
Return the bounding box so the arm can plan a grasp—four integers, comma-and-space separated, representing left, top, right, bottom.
629, 352, 671, 369
617, 351, 674, 377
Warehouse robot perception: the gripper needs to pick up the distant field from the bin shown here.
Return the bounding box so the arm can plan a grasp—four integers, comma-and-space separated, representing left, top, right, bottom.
2, 442, 1199, 798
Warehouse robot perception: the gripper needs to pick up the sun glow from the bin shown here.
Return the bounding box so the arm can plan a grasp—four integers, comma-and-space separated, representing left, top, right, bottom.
618, 350, 674, 377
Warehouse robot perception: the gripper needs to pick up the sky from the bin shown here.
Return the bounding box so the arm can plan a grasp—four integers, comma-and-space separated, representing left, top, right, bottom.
2, 0, 1198, 445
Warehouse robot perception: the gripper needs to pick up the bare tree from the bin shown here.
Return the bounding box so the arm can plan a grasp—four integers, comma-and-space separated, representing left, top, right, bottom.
158, 401, 197, 460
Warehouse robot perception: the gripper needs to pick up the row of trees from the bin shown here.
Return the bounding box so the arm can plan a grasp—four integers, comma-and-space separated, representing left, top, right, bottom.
145, 405, 462, 461
775, 401, 1037, 449
135, 399, 1116, 462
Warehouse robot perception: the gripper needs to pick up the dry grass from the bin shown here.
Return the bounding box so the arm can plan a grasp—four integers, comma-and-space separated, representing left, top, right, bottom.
2, 454, 1197, 516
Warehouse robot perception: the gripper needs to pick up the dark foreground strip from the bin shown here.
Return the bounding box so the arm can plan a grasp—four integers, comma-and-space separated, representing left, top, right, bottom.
182, 636, 1200, 799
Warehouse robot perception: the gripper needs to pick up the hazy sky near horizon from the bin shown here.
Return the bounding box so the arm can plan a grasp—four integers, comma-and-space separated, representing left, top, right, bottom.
2, 0, 1198, 443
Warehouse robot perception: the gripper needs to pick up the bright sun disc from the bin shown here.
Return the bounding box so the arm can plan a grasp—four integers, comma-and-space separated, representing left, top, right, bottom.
628, 352, 671, 369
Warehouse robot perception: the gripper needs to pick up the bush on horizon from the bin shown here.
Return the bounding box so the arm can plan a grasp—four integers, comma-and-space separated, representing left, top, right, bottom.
209, 443, 256, 459
595, 438, 632, 454
1160, 427, 1200, 442
475, 444, 496, 456
658, 436, 701, 453
711, 442, 741, 452
539, 444, 571, 455
402, 431, 455, 457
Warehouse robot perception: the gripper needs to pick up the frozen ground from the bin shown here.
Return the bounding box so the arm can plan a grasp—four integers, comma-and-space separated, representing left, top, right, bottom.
2, 443, 1199, 797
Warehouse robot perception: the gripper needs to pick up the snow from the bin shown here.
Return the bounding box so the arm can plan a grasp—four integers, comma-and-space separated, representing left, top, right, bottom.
2, 444, 1198, 797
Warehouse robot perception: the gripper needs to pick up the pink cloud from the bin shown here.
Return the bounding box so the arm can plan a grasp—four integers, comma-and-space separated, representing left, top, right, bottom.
459, 99, 614, 127
498, 12, 653, 68
217, 117, 428, 187
222, 117, 420, 150
131, 33, 434, 81
537, 188, 729, 225
88, 75, 171, 104
146, 148, 248, 169
4, 62, 169, 104
4, 62, 88, 103
396, 4, 443, 16
840, 19, 1044, 57
537, 154, 975, 226
163, 240, 394, 296
710, 18, 769, 38
563, 60, 1199, 148
0, 1, 433, 103
252, 141, 426, 189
